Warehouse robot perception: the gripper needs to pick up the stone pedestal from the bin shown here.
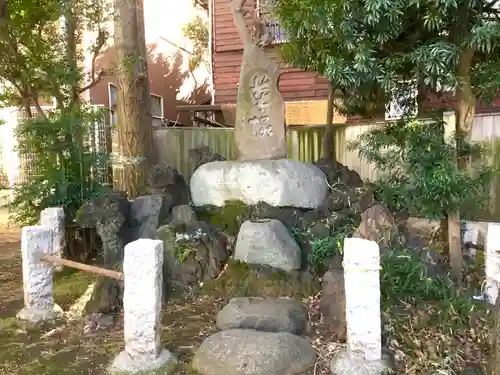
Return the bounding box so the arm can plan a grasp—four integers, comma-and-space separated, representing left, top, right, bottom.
189, 159, 329, 209
17, 226, 62, 323
330, 238, 390, 375
40, 207, 65, 271
108, 239, 177, 374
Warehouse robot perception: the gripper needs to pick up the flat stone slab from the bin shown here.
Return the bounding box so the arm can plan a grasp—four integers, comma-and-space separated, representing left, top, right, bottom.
108, 348, 178, 374
216, 297, 308, 334
192, 329, 316, 375
17, 304, 64, 324
331, 347, 391, 375
189, 159, 328, 209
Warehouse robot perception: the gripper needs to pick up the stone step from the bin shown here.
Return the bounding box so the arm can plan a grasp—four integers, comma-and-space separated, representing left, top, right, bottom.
216, 297, 308, 334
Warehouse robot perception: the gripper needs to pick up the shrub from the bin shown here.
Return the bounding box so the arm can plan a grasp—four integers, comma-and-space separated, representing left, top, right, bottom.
10, 107, 110, 225
348, 118, 495, 221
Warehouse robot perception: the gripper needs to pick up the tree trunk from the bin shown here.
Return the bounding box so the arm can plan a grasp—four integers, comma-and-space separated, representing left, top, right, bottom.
323, 83, 336, 161
113, 0, 154, 198
449, 48, 475, 281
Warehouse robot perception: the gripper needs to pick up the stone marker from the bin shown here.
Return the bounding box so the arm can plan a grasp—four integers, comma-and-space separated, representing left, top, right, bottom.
485, 223, 500, 305
17, 226, 63, 323
40, 207, 65, 271
463, 221, 479, 258
331, 238, 390, 374
231, 0, 287, 160
108, 239, 177, 374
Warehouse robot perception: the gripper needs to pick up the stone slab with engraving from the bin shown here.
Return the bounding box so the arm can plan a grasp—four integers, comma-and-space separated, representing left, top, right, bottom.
232, 0, 287, 161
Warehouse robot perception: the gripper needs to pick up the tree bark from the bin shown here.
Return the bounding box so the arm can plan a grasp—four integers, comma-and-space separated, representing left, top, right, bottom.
448, 47, 475, 281
323, 83, 336, 161
113, 0, 154, 198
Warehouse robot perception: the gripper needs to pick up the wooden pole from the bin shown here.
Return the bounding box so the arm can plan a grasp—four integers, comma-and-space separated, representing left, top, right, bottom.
41, 255, 124, 280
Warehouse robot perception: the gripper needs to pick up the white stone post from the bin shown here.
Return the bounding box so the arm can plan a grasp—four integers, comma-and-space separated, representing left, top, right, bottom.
40, 207, 65, 271
108, 239, 177, 374
485, 222, 500, 305
331, 238, 389, 375
17, 226, 62, 323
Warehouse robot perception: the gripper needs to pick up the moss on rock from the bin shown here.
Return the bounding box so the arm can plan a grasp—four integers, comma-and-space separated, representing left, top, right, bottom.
195, 200, 250, 236
200, 260, 320, 300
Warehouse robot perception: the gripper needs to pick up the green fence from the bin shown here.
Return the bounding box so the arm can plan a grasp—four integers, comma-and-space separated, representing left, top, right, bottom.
152, 125, 329, 181
151, 122, 500, 221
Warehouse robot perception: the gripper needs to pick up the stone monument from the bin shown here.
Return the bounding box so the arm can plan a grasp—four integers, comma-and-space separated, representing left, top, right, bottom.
189, 0, 328, 208
232, 0, 287, 160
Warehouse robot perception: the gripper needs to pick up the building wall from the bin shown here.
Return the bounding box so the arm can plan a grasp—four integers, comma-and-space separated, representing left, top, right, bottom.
212, 0, 500, 117
83, 0, 211, 125
212, 0, 329, 105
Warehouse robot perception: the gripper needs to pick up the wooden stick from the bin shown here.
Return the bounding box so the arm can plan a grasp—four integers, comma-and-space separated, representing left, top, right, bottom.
40, 255, 124, 281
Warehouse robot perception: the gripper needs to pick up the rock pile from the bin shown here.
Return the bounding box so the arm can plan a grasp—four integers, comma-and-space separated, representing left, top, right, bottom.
192, 297, 317, 375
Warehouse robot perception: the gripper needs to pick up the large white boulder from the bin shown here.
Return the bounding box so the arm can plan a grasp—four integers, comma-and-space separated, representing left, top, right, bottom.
189, 159, 328, 209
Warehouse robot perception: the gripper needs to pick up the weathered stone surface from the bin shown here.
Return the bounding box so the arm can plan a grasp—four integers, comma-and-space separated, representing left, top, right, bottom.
232, 0, 287, 161
147, 164, 190, 205
319, 269, 346, 341
76, 192, 131, 313
314, 157, 363, 188
108, 239, 176, 374
343, 238, 383, 363
170, 205, 198, 227
156, 221, 229, 298
40, 207, 65, 270
190, 159, 328, 209
192, 329, 316, 375
235, 219, 301, 272
17, 226, 63, 323
189, 145, 226, 171
129, 194, 170, 239
357, 204, 398, 249
331, 347, 391, 375
216, 297, 309, 334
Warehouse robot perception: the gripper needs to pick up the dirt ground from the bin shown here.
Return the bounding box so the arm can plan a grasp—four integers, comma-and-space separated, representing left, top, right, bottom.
0, 228, 338, 375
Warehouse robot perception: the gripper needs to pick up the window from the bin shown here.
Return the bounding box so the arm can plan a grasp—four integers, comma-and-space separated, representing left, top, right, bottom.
151, 94, 164, 118
108, 84, 164, 123
385, 81, 418, 121
257, 0, 290, 44
108, 83, 118, 127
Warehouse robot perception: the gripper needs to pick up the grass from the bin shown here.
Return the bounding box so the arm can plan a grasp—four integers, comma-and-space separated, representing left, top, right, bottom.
380, 247, 488, 374
0, 227, 492, 375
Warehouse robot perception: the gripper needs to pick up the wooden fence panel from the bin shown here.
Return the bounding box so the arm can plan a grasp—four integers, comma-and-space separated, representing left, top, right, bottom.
151, 115, 500, 220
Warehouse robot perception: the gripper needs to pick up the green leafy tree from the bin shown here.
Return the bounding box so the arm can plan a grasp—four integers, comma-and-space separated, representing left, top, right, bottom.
182, 14, 210, 73
274, 0, 500, 278
0, 0, 112, 225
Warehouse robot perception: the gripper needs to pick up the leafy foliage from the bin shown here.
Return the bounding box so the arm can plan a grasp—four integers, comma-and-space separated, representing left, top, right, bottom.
0, 0, 111, 110
1, 0, 112, 225
380, 246, 487, 373
182, 15, 210, 73
349, 119, 495, 220
10, 107, 110, 225
273, 0, 500, 117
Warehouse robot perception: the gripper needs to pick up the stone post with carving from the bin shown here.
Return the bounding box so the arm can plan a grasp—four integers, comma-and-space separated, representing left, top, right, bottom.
108, 239, 177, 374
330, 237, 390, 374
